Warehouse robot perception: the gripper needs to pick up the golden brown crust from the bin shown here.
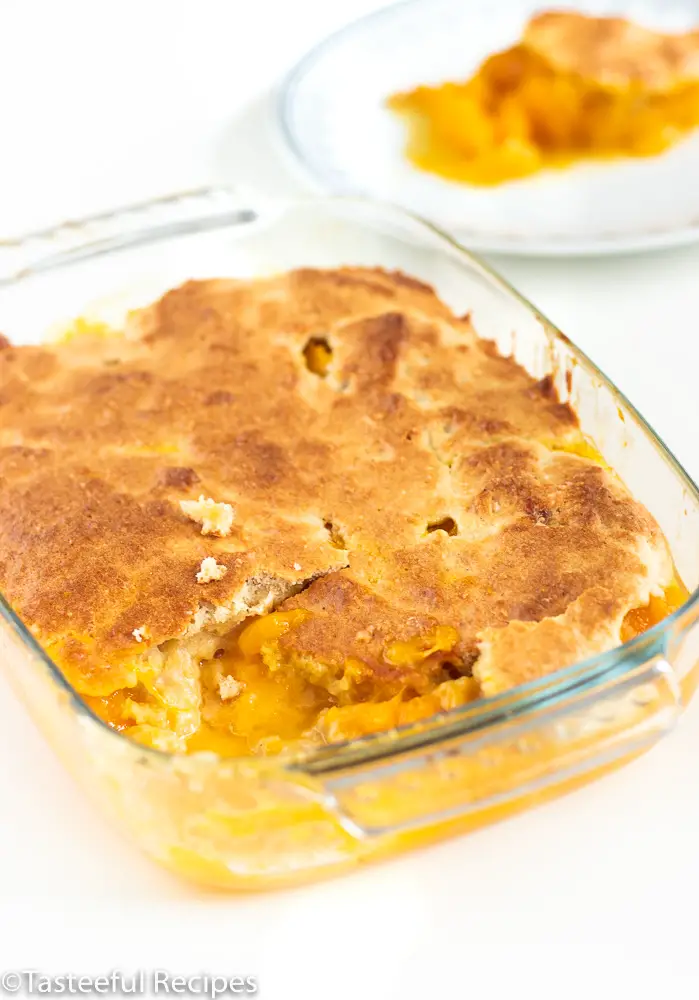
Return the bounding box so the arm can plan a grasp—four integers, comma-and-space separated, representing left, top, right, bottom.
0, 267, 672, 703
524, 10, 699, 92
276, 440, 669, 696
475, 587, 632, 696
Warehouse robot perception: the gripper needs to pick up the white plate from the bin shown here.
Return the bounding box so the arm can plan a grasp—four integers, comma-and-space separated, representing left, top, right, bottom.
278, 0, 699, 256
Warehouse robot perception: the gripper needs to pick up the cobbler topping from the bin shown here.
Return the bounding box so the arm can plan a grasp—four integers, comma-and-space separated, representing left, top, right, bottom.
0, 267, 679, 753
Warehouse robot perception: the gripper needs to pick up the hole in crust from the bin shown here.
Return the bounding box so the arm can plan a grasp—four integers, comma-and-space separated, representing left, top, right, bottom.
426, 516, 458, 536
440, 650, 477, 682
324, 519, 347, 549
442, 662, 464, 681
303, 337, 333, 377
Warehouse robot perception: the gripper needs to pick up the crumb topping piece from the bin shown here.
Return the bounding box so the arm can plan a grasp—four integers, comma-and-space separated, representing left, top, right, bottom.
196, 557, 228, 584
218, 675, 243, 701
180, 495, 234, 537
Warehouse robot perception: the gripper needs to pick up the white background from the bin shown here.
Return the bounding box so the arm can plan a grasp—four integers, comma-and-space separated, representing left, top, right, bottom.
1, 1, 699, 997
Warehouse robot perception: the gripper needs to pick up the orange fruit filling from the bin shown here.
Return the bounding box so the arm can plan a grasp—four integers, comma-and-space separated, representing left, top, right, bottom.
388, 43, 699, 186
87, 581, 688, 757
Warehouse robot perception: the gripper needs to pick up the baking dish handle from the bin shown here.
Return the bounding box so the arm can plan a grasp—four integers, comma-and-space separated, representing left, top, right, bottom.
0, 187, 260, 285
318, 655, 682, 839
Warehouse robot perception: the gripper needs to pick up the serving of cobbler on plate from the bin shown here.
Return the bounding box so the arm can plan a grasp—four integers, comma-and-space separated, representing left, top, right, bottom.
388, 9, 699, 185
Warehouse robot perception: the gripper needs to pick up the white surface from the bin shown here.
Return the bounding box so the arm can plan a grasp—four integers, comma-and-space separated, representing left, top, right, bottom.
0, 1, 699, 997
281, 0, 699, 255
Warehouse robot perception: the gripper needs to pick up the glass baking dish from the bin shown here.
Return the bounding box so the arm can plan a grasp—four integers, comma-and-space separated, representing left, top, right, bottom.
1, 187, 698, 890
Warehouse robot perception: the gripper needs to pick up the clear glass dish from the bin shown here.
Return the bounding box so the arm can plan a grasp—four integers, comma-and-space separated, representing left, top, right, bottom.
1, 187, 698, 890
